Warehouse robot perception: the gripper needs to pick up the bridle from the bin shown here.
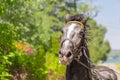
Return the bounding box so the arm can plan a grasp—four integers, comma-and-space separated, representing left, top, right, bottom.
60, 21, 85, 59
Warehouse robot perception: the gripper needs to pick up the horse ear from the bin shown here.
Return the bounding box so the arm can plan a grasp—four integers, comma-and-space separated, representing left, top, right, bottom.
84, 13, 89, 20
82, 13, 89, 23
65, 14, 71, 20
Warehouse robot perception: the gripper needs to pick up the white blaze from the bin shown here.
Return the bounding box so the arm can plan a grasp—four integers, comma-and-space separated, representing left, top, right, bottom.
67, 23, 76, 38
64, 23, 76, 47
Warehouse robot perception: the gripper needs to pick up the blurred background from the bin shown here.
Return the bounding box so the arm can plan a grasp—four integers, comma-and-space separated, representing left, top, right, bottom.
0, 0, 120, 80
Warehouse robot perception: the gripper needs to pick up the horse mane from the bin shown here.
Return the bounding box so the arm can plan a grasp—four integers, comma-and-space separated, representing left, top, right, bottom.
65, 14, 88, 25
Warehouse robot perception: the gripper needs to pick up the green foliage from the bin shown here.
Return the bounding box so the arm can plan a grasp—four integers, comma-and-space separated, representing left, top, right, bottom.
9, 50, 46, 80
0, 52, 14, 80
87, 19, 111, 63
0, 21, 17, 52
0, 0, 47, 79
45, 32, 66, 80
0, 0, 111, 80
0, 22, 16, 80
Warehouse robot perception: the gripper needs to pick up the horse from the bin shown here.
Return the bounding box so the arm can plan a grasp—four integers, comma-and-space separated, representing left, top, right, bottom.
58, 14, 92, 80
58, 14, 118, 80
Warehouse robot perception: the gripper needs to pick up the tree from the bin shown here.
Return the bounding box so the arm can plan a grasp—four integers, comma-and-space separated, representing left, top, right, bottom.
0, 0, 47, 79
0, 0, 110, 80
87, 19, 111, 63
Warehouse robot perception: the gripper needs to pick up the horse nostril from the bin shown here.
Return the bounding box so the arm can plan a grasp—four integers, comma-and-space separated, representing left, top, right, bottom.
59, 51, 61, 54
66, 52, 72, 57
59, 51, 63, 57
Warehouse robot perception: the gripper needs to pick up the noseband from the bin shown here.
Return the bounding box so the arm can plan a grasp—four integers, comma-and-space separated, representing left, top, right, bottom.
60, 21, 85, 58
61, 38, 75, 49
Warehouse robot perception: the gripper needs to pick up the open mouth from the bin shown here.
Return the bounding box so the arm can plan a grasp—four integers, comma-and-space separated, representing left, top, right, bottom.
59, 56, 72, 65
59, 59, 70, 65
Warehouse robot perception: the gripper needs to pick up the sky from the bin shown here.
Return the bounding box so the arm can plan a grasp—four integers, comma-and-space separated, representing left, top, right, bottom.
91, 0, 120, 50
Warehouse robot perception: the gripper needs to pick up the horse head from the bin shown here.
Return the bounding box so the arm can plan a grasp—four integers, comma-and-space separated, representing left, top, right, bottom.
59, 14, 89, 65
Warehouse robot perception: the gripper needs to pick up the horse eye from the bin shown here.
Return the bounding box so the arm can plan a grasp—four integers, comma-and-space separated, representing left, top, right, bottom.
59, 51, 61, 54
79, 31, 84, 35
66, 52, 72, 57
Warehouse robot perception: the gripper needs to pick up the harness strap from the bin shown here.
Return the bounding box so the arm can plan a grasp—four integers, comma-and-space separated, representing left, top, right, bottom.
61, 38, 75, 48
82, 47, 94, 65
75, 58, 109, 80
75, 58, 90, 70
74, 47, 110, 80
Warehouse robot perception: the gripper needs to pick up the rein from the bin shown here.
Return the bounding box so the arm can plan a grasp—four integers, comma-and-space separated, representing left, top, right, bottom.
75, 58, 90, 70
74, 47, 114, 80
74, 46, 91, 70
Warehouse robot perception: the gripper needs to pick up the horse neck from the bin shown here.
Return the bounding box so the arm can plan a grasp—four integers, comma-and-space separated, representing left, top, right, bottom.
66, 39, 92, 80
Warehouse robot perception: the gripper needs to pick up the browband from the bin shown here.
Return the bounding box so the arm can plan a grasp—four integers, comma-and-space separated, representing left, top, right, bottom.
66, 21, 84, 28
